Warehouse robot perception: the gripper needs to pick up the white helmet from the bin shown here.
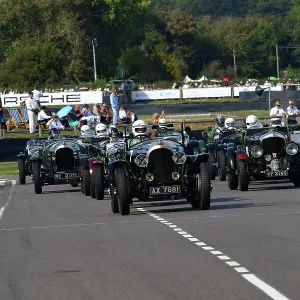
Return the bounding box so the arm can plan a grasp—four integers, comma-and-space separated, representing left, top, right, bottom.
246, 115, 259, 129
95, 123, 108, 137
81, 125, 92, 136
158, 118, 167, 129
132, 120, 148, 136
224, 118, 235, 129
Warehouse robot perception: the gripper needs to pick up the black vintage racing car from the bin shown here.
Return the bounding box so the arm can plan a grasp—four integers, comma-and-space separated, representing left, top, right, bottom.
30, 138, 88, 194
108, 123, 212, 215
226, 124, 300, 191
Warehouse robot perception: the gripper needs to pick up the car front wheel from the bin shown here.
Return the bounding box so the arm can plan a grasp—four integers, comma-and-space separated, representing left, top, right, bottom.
114, 168, 130, 215
18, 158, 26, 185
32, 161, 42, 194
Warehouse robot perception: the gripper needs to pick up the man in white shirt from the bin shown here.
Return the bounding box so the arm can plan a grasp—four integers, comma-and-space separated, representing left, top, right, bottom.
270, 100, 284, 125
38, 106, 51, 122
119, 107, 128, 123
33, 87, 43, 106
26, 91, 40, 134
286, 100, 299, 125
47, 113, 64, 130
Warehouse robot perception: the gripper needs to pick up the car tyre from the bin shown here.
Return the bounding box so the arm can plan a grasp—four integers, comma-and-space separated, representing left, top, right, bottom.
32, 161, 42, 194
191, 162, 211, 210
110, 186, 119, 213
228, 173, 238, 190
94, 165, 105, 200
217, 150, 226, 181
83, 168, 90, 196
114, 168, 130, 215
238, 160, 249, 191
209, 152, 216, 180
90, 175, 96, 198
18, 158, 26, 185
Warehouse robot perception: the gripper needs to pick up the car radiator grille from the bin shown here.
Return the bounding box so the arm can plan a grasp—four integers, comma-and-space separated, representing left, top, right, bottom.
55, 148, 75, 172
262, 137, 285, 155
148, 148, 175, 182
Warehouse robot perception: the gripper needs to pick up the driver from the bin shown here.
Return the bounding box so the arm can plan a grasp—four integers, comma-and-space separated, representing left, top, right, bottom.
154, 118, 169, 137
80, 124, 93, 136
95, 123, 109, 138
129, 120, 149, 146
209, 114, 225, 140
245, 115, 262, 129
224, 117, 236, 130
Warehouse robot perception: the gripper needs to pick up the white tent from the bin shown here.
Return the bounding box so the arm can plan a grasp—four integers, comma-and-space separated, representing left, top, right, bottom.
183, 75, 193, 83
196, 75, 208, 82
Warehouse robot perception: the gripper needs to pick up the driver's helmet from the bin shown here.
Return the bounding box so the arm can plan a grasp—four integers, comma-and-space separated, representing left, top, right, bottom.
246, 115, 259, 129
215, 114, 225, 127
109, 125, 119, 139
81, 124, 92, 136
158, 118, 167, 130
224, 117, 235, 129
95, 123, 108, 137
48, 128, 60, 140
132, 120, 148, 137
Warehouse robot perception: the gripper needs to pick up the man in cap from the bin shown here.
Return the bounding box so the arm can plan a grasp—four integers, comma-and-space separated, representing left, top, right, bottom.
286, 100, 299, 125
270, 100, 284, 125
26, 91, 40, 134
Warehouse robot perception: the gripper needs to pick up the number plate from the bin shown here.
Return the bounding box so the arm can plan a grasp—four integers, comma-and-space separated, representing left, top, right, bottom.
266, 170, 288, 177
54, 173, 78, 180
149, 186, 181, 195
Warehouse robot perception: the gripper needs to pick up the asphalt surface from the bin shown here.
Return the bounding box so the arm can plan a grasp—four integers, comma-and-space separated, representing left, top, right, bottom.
0, 177, 299, 300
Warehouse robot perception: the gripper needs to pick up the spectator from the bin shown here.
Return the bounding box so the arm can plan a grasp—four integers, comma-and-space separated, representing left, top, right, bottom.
38, 106, 51, 128
152, 113, 159, 124
93, 103, 101, 116
26, 91, 40, 134
69, 105, 82, 121
110, 88, 119, 126
82, 104, 93, 117
101, 104, 112, 124
119, 106, 129, 123
270, 100, 284, 125
128, 111, 138, 124
47, 113, 64, 131
160, 110, 166, 119
286, 100, 299, 125
33, 86, 43, 108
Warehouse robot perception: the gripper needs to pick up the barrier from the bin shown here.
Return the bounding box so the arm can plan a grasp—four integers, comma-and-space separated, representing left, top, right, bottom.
183, 87, 232, 99
233, 85, 281, 97
0, 91, 103, 108
132, 89, 180, 101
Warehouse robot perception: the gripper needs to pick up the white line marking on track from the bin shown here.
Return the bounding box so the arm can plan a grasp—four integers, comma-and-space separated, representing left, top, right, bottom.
0, 180, 16, 220
243, 274, 290, 300
226, 261, 240, 267
136, 207, 290, 300
218, 255, 231, 260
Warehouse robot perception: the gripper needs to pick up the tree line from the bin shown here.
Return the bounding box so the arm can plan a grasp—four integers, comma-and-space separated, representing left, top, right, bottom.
0, 0, 300, 90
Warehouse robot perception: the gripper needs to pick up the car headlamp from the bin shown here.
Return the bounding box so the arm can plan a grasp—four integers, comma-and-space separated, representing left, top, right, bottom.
286, 143, 298, 156
250, 145, 263, 158
172, 151, 187, 165
264, 154, 272, 162
134, 154, 148, 168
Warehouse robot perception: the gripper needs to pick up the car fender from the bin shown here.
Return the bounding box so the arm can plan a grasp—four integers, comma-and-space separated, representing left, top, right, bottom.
188, 153, 209, 173
17, 153, 26, 159
186, 140, 200, 155
206, 143, 215, 153
79, 155, 89, 169
108, 160, 126, 186
88, 157, 101, 175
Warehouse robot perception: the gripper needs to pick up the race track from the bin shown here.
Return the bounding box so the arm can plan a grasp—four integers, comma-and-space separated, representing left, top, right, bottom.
0, 177, 299, 300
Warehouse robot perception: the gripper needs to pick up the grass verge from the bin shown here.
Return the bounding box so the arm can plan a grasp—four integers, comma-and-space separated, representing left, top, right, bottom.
0, 162, 18, 176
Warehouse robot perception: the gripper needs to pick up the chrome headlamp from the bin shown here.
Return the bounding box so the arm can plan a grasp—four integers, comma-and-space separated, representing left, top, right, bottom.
250, 145, 263, 158
286, 143, 298, 156
134, 154, 148, 168
172, 151, 187, 165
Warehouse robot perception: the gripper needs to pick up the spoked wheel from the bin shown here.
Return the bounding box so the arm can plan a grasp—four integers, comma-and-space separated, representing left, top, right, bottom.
209, 152, 216, 180
228, 173, 238, 190
83, 168, 91, 196
94, 165, 105, 200
191, 162, 211, 210
217, 150, 226, 181
18, 158, 26, 185
32, 161, 42, 194
114, 168, 130, 215
238, 160, 249, 191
